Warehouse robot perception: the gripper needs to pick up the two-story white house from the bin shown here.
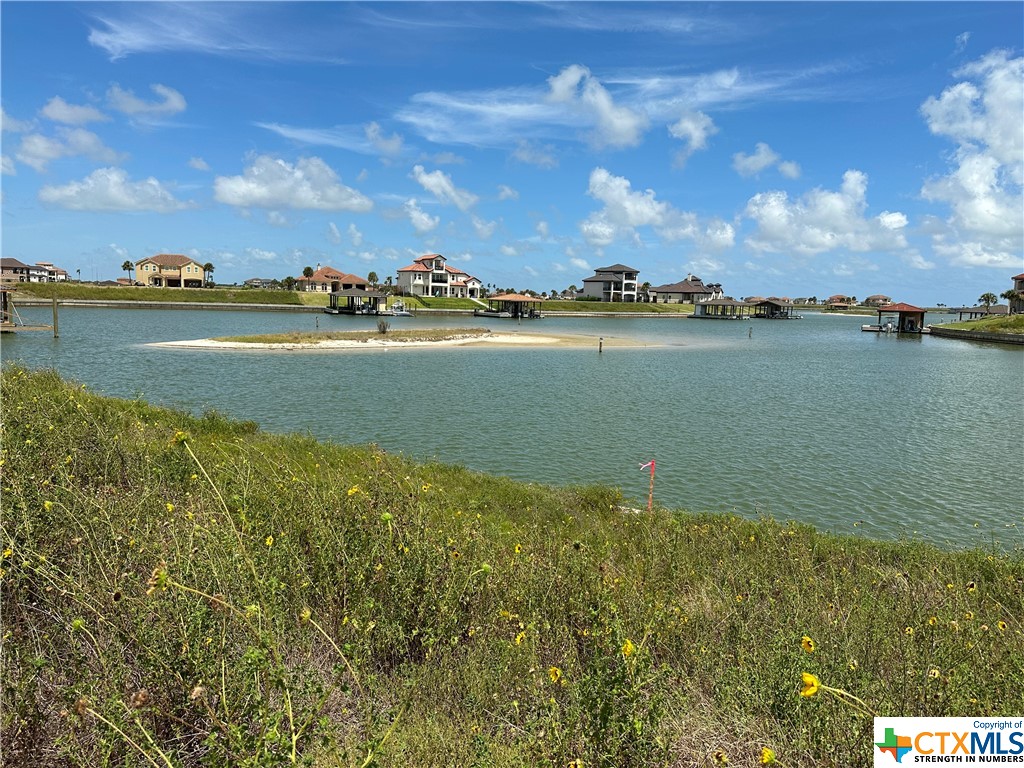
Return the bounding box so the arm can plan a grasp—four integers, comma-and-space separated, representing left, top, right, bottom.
579, 264, 640, 302
395, 254, 482, 299
1011, 273, 1024, 314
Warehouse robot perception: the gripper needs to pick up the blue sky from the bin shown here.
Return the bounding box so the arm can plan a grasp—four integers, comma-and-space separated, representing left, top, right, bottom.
2, 2, 1021, 305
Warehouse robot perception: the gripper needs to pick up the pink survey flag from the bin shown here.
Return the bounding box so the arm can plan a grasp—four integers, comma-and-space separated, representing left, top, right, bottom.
639, 460, 655, 471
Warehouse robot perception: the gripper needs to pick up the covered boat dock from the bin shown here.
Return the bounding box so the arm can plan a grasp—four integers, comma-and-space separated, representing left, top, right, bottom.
474, 293, 543, 319
874, 302, 926, 334
325, 288, 388, 315
752, 298, 799, 319
692, 298, 752, 319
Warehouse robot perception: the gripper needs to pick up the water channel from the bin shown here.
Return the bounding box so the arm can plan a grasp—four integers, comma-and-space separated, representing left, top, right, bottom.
4, 305, 1022, 549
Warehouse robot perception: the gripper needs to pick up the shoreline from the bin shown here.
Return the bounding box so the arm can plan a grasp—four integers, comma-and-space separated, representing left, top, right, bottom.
148, 331, 655, 351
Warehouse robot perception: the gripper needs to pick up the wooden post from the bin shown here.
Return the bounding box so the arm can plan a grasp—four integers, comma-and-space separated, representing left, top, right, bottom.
52, 296, 59, 338
599, 337, 603, 353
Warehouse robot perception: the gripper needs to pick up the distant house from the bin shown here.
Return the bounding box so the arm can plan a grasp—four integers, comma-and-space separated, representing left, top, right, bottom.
135, 254, 206, 288
1, 258, 30, 284
826, 294, 852, 310
648, 274, 723, 304
295, 266, 369, 293
580, 264, 640, 302
864, 294, 893, 307
244, 278, 276, 289
0, 258, 69, 284
1011, 273, 1024, 314
396, 254, 482, 298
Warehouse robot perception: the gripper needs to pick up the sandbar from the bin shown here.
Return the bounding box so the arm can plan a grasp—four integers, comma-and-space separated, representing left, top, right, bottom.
148, 331, 653, 352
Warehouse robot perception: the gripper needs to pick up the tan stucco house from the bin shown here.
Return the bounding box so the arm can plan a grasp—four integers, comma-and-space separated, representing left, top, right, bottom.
135, 254, 206, 288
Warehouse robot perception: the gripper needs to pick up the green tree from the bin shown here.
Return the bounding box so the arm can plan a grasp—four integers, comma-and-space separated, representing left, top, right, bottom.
978, 292, 998, 312
1000, 289, 1020, 313
367, 271, 379, 289
121, 260, 134, 283
283, 276, 296, 290
203, 262, 215, 287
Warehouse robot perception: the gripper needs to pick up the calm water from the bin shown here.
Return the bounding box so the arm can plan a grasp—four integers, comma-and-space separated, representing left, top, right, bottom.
4, 305, 1022, 549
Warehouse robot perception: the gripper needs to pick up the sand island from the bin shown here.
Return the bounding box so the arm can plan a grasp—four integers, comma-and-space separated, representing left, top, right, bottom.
148, 327, 650, 351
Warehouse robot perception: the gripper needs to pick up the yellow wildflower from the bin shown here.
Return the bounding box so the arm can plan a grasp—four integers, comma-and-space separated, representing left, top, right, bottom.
514, 544, 522, 554
801, 635, 816, 653
621, 638, 635, 658
800, 672, 821, 697
964, 611, 974, 620
928, 668, 940, 679
997, 620, 1008, 632
347, 485, 361, 496
713, 749, 729, 765
44, 501, 54, 512
548, 666, 562, 684
967, 581, 977, 593
166, 502, 174, 513
760, 746, 777, 764
265, 535, 274, 548
928, 616, 938, 626
515, 631, 526, 646
904, 626, 914, 636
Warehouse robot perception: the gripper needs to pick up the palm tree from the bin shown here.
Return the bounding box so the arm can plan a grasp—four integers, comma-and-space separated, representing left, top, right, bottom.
121, 260, 134, 284
203, 262, 215, 287
978, 292, 998, 312
1000, 289, 1020, 314
367, 271, 379, 289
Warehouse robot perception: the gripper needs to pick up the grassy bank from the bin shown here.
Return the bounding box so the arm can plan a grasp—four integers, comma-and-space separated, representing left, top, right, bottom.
934, 314, 1024, 334
14, 283, 304, 306
2, 366, 1021, 767
543, 300, 694, 314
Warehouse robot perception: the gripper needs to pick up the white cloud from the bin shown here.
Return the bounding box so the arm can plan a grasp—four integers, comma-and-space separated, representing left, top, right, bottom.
431, 152, 464, 165
472, 215, 497, 239
581, 166, 699, 247
546, 64, 648, 148
364, 121, 403, 157
1, 155, 14, 175
500, 244, 518, 257
41, 97, 108, 125
410, 165, 478, 211
569, 257, 591, 271
919, 50, 1023, 269
523, 265, 538, 277
188, 157, 210, 171
1, 107, 33, 132
16, 128, 123, 172
668, 110, 717, 167
347, 223, 363, 246
734, 142, 776, 176
404, 198, 439, 233
326, 222, 342, 244
267, 211, 290, 227
536, 220, 550, 239
742, 170, 909, 256
214, 155, 373, 211
512, 140, 558, 169
38, 167, 192, 212
497, 184, 519, 200
955, 32, 971, 54
246, 248, 278, 262
778, 160, 801, 179
107, 83, 186, 117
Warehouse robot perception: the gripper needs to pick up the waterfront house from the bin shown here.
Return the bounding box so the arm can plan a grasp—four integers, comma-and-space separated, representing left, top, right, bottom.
1011, 273, 1024, 314
135, 254, 206, 288
864, 294, 893, 307
580, 264, 640, 302
649, 275, 723, 304
1, 258, 30, 284
395, 254, 482, 299
296, 266, 369, 293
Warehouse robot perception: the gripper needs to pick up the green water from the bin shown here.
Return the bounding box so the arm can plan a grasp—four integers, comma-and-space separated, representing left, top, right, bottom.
4, 306, 1022, 548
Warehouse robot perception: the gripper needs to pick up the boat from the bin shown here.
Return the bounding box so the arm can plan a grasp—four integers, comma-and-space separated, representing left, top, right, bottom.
390, 301, 413, 317
472, 308, 513, 318
862, 316, 898, 333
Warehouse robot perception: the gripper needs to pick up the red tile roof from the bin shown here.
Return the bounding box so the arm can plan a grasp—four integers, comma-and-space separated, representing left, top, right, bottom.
879, 302, 925, 312
140, 253, 198, 268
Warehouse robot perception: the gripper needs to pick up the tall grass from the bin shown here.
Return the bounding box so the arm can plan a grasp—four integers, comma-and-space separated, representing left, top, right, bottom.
2, 365, 1021, 767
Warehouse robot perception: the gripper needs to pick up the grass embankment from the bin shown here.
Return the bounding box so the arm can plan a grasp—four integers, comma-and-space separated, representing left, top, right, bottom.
2, 367, 1021, 767
543, 300, 693, 314
934, 314, 1024, 334
15, 283, 304, 306
211, 328, 492, 344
